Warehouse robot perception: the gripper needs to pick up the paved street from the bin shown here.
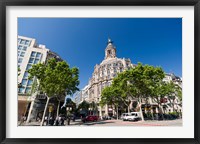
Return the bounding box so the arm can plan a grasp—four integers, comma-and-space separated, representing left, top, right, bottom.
77, 119, 182, 126
19, 119, 182, 127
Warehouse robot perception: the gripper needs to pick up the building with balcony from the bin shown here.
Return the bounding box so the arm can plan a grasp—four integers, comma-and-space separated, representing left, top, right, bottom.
84, 38, 135, 117
81, 38, 182, 118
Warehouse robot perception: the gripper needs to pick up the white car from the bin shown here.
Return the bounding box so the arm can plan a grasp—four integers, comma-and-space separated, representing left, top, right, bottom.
120, 113, 129, 120
122, 113, 131, 121
126, 112, 141, 121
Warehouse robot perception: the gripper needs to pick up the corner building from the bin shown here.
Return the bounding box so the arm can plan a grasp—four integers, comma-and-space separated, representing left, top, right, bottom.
18, 36, 64, 122
87, 39, 135, 117
85, 39, 182, 118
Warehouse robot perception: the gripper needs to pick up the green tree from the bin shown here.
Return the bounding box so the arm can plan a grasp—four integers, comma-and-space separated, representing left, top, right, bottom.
152, 81, 171, 119
78, 100, 90, 115
112, 71, 132, 113
142, 65, 165, 119
100, 85, 123, 119
166, 82, 182, 112
111, 63, 165, 121
65, 98, 76, 111
28, 58, 79, 126
101, 63, 180, 121
176, 86, 182, 103
78, 100, 90, 110
89, 101, 98, 115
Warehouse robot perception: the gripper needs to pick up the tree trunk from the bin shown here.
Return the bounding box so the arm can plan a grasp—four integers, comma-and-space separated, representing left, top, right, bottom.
99, 106, 102, 119
157, 98, 164, 120
151, 107, 154, 120
40, 97, 50, 126
56, 100, 60, 117
112, 105, 115, 116
138, 98, 144, 121
173, 98, 175, 112
26, 100, 35, 123
116, 106, 119, 120
26, 91, 39, 123
168, 97, 174, 112
128, 105, 130, 113
160, 105, 165, 120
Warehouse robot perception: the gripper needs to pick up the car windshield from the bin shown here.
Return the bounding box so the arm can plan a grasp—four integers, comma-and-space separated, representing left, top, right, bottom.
131, 113, 138, 116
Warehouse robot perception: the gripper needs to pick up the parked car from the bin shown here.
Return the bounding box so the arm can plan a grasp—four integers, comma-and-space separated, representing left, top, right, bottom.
120, 113, 129, 120
122, 113, 131, 121
102, 115, 112, 120
82, 115, 99, 123
127, 112, 141, 121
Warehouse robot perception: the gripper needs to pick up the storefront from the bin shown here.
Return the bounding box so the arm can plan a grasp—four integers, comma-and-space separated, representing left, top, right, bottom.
18, 95, 31, 121
26, 94, 65, 122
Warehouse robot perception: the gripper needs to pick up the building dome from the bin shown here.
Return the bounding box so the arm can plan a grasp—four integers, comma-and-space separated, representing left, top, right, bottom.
87, 38, 134, 101
105, 38, 116, 59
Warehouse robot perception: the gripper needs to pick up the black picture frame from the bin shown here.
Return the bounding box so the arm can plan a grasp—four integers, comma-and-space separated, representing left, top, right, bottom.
0, 0, 199, 144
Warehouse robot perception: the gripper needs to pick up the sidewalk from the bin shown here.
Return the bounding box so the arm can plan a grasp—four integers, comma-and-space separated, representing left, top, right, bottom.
18, 121, 40, 126
18, 119, 83, 126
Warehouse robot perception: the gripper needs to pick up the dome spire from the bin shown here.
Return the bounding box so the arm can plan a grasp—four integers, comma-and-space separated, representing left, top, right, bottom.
107, 37, 113, 44
105, 37, 116, 59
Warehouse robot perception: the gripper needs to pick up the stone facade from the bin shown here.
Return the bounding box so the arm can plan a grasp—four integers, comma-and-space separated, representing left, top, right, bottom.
85, 39, 136, 117
79, 38, 182, 118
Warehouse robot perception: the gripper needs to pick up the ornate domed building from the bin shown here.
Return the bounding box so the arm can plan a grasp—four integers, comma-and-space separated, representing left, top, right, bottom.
75, 38, 182, 118
87, 38, 136, 117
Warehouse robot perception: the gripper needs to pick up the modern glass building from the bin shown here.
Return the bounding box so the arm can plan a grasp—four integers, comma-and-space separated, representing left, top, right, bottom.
18, 36, 49, 95
18, 36, 64, 122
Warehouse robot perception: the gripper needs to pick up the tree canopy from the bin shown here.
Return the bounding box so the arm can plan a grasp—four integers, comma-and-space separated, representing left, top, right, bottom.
27, 58, 80, 125
78, 100, 90, 110
99, 63, 181, 120
111, 63, 165, 103
65, 98, 76, 111
100, 85, 122, 107
28, 58, 80, 98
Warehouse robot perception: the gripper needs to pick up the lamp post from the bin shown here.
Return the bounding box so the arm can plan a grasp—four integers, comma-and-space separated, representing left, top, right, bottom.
48, 105, 53, 126
89, 108, 92, 115
66, 106, 72, 125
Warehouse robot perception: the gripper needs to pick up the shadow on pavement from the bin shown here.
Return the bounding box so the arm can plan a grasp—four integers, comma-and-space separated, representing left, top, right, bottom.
82, 121, 115, 126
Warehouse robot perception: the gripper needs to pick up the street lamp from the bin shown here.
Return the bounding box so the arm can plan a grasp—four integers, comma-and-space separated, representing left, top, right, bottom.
66, 106, 72, 125
89, 108, 92, 115
48, 105, 54, 126
66, 107, 72, 111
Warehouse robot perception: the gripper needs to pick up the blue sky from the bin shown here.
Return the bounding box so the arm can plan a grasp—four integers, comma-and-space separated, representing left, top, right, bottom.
18, 18, 182, 90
